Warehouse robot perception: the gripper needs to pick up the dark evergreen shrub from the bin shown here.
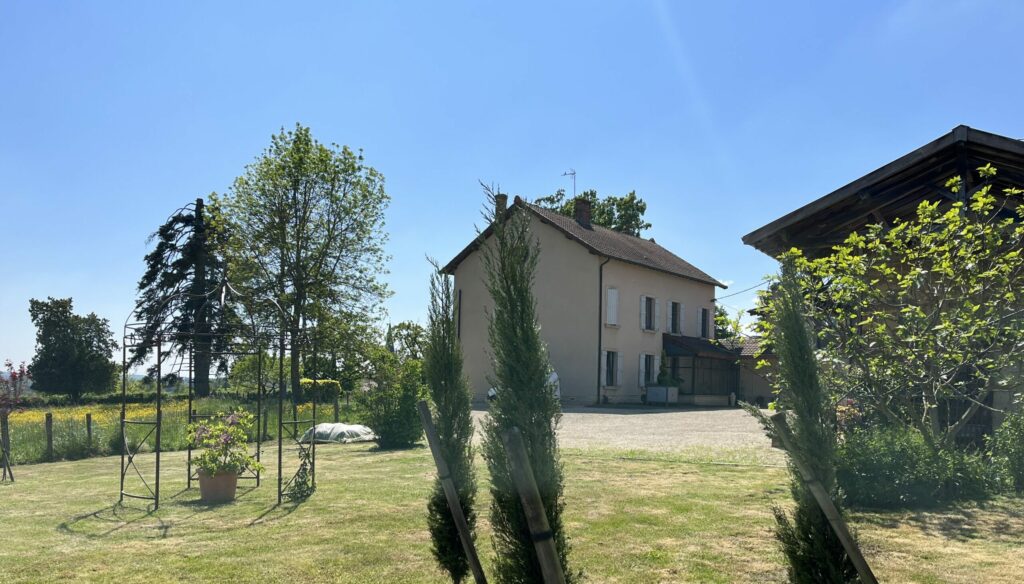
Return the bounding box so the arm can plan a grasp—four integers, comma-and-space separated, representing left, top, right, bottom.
424, 263, 478, 583
478, 187, 578, 583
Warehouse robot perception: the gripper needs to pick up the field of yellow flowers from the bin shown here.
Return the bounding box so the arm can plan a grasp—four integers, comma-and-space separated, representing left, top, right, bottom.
6, 399, 344, 465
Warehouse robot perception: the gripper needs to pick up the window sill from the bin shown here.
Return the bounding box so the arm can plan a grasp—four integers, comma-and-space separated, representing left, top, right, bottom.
602, 385, 621, 390
604, 323, 619, 329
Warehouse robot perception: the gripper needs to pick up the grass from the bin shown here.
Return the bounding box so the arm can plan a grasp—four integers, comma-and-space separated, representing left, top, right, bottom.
0, 444, 1022, 583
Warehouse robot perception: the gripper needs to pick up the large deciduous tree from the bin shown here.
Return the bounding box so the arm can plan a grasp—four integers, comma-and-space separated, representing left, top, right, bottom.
423, 261, 477, 583
756, 164, 1024, 451
223, 124, 390, 399
535, 188, 651, 236
131, 198, 229, 396
28, 298, 118, 403
479, 185, 577, 582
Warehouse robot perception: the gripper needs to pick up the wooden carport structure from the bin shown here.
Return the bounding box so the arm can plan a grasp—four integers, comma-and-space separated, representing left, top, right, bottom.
743, 125, 1024, 257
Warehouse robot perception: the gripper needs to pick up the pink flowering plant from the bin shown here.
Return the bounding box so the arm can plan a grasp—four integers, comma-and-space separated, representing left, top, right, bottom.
188, 410, 263, 476
1, 360, 30, 418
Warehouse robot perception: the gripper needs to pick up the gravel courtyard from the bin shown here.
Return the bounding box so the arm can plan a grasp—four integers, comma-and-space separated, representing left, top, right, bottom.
473, 405, 773, 452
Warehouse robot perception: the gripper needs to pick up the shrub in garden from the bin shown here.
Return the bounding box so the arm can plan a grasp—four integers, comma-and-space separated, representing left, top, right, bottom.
991, 410, 1024, 493
423, 262, 477, 583
479, 188, 578, 583
359, 351, 423, 449
750, 260, 858, 583
187, 410, 263, 476
299, 378, 341, 403
838, 425, 995, 508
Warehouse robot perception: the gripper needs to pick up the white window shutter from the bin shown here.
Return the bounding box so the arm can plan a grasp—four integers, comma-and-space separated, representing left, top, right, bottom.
616, 353, 623, 386
654, 299, 661, 332
666, 302, 673, 333
607, 288, 619, 326
600, 351, 608, 386
653, 355, 661, 384
640, 295, 647, 329
638, 353, 646, 387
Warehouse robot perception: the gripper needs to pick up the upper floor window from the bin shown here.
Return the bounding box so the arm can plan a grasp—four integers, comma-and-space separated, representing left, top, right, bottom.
699, 307, 710, 338
640, 295, 658, 331
669, 301, 682, 335
606, 287, 619, 326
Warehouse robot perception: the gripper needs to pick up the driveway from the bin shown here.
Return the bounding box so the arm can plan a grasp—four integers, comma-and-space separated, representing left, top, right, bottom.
472, 405, 772, 452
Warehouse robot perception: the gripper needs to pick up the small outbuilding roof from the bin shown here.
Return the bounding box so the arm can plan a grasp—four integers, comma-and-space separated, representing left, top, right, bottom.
442, 198, 726, 288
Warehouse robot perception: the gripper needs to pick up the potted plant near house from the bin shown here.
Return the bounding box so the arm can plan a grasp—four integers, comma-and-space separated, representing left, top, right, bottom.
188, 410, 263, 503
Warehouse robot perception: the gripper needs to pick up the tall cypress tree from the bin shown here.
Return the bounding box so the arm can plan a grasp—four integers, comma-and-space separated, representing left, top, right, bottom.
764, 259, 859, 583
424, 261, 477, 583
131, 198, 228, 396
479, 186, 577, 583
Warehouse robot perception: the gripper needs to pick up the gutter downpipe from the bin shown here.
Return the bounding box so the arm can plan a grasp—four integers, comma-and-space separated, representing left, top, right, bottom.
597, 256, 611, 404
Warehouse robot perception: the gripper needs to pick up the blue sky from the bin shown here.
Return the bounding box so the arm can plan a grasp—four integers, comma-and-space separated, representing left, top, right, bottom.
2, 1, 1022, 364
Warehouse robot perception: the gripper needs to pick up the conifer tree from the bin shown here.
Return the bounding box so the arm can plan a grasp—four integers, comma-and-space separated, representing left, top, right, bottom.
761, 260, 859, 583
131, 198, 229, 395
478, 186, 577, 583
424, 261, 477, 583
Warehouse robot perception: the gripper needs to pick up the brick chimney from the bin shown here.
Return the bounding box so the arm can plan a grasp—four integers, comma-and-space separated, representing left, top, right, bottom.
494, 193, 508, 216
574, 197, 592, 228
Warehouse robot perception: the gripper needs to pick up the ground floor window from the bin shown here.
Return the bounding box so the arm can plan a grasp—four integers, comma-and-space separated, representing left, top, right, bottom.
604, 351, 618, 386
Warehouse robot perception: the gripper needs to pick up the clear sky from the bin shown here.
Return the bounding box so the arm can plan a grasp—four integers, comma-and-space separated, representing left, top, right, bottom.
2, 1, 1022, 364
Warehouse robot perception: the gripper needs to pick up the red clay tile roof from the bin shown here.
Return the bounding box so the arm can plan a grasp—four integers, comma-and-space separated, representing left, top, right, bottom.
442, 199, 726, 288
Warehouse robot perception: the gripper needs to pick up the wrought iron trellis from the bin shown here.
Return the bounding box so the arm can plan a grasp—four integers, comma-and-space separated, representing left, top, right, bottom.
118, 278, 319, 509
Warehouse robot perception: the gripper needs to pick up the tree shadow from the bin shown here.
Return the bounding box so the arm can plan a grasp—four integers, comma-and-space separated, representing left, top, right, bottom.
57, 502, 168, 539
854, 497, 1024, 542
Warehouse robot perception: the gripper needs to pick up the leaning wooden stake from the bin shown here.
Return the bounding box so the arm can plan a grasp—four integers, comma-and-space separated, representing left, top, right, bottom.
501, 426, 566, 584
770, 412, 878, 584
1, 415, 13, 482
416, 400, 487, 584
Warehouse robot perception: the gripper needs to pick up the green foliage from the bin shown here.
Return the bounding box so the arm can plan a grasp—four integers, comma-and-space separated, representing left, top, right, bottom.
386, 321, 426, 363
132, 198, 230, 397
534, 188, 651, 236
991, 411, 1024, 493
299, 378, 341, 403
28, 297, 118, 403
656, 350, 671, 386
423, 262, 478, 583
753, 260, 858, 583
229, 353, 294, 396
479, 184, 578, 583
713, 305, 741, 340
838, 425, 996, 508
187, 410, 264, 476
358, 350, 423, 449
755, 165, 1024, 450
287, 456, 316, 501
222, 124, 390, 401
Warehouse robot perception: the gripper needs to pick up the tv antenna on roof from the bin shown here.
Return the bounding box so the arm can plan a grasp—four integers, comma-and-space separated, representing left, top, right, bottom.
562, 168, 576, 198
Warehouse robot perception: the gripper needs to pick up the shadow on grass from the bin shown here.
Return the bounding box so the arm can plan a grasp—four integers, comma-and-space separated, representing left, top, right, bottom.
57, 502, 167, 539
854, 496, 1024, 542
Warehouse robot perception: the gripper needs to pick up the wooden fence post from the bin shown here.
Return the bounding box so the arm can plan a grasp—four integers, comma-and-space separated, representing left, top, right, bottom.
769, 412, 878, 584
333, 395, 340, 423
501, 426, 566, 584
416, 400, 487, 584
1, 414, 13, 482
86, 413, 93, 451
45, 412, 54, 461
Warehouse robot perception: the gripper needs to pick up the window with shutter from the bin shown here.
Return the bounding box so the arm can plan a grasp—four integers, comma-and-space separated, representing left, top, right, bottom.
606, 288, 619, 326
638, 353, 646, 387
642, 296, 655, 330
615, 352, 623, 386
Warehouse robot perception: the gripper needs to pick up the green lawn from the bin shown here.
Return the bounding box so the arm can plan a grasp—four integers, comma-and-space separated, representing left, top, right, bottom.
0, 444, 1021, 583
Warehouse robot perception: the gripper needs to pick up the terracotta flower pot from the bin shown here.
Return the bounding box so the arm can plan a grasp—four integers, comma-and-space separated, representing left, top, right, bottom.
197, 470, 239, 503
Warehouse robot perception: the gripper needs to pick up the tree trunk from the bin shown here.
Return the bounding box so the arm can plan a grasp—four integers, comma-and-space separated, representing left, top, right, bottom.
290, 327, 302, 404
193, 198, 211, 397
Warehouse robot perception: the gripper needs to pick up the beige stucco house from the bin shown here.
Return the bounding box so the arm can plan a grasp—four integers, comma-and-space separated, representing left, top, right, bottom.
443, 195, 763, 406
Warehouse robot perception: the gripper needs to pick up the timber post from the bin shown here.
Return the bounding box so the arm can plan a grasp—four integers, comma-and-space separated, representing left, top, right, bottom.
416, 400, 487, 584
770, 411, 878, 584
